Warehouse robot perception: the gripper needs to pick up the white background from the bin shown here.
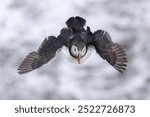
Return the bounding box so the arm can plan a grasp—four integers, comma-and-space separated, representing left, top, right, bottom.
0, 100, 149, 117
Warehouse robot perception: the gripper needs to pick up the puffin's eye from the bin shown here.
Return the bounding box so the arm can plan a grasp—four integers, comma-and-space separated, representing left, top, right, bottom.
71, 45, 78, 57
74, 48, 77, 52
72, 45, 77, 52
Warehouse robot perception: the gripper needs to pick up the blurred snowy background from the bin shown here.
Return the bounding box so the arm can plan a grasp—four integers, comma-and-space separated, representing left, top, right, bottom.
0, 0, 150, 99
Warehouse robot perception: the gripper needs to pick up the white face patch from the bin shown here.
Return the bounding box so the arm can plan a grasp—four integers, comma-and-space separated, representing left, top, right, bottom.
70, 43, 87, 58
71, 45, 79, 57
62, 46, 93, 64
80, 45, 86, 57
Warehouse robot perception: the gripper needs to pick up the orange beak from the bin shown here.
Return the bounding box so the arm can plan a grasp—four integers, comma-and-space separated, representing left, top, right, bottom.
77, 53, 81, 64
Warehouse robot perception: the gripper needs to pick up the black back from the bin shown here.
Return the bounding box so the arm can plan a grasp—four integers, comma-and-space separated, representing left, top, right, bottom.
66, 16, 86, 31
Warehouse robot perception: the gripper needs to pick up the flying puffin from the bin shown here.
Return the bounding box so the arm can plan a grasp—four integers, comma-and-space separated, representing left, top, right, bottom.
18, 16, 127, 74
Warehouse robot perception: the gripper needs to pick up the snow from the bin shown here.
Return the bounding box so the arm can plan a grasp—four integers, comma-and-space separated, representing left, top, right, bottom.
0, 0, 150, 99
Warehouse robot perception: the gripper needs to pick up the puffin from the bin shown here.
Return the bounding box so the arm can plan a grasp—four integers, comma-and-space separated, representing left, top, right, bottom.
18, 16, 127, 74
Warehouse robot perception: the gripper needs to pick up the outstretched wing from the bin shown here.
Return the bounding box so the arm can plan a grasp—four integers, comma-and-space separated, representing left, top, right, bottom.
92, 30, 127, 73
18, 36, 62, 74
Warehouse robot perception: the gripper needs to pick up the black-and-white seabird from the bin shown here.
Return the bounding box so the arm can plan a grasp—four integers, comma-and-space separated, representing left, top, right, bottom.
18, 16, 127, 74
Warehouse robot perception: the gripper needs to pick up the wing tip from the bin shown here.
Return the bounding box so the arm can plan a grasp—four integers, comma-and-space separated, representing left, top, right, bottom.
112, 43, 127, 73
18, 51, 39, 74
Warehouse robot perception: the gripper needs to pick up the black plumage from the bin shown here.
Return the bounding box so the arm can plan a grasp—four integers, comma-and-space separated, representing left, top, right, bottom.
92, 30, 127, 73
18, 16, 127, 74
18, 36, 62, 74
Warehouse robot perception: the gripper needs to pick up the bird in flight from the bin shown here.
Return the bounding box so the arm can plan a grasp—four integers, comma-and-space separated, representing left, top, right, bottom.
18, 16, 127, 74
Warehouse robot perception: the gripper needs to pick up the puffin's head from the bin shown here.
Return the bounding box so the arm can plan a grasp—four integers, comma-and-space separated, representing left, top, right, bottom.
70, 42, 87, 64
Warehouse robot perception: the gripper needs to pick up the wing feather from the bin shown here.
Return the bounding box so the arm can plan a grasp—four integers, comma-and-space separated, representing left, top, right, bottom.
92, 30, 127, 73
18, 36, 62, 74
